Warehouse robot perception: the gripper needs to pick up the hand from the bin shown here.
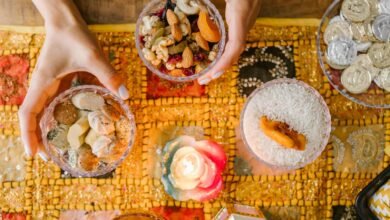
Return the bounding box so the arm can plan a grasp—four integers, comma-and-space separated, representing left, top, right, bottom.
18, 0, 129, 159
198, 0, 262, 85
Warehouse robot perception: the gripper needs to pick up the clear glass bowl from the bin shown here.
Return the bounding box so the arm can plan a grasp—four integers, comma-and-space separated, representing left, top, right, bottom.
317, 0, 390, 108
39, 85, 136, 177
240, 78, 331, 170
135, 0, 226, 82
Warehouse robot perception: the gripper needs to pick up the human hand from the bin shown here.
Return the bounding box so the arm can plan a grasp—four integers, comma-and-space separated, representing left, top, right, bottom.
198, 0, 262, 85
18, 0, 129, 159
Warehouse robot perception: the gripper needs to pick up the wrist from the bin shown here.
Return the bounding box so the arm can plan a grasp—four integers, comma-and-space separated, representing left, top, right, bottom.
32, 0, 86, 29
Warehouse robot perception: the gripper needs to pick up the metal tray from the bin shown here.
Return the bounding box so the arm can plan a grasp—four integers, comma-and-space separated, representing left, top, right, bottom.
355, 165, 390, 220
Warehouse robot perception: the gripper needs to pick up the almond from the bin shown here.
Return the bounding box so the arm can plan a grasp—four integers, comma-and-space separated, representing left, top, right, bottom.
171, 24, 183, 42
194, 32, 209, 51
166, 9, 179, 26
182, 47, 194, 68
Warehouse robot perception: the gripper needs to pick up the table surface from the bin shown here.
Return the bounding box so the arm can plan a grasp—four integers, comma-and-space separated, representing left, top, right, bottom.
0, 0, 334, 25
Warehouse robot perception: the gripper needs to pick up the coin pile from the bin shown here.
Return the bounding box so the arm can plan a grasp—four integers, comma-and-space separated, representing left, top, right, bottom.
325, 0, 390, 94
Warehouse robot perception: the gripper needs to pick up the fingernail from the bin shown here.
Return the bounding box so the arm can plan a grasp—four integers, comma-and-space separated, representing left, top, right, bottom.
38, 151, 49, 162
118, 84, 129, 100
198, 77, 211, 85
211, 71, 224, 79
24, 146, 32, 157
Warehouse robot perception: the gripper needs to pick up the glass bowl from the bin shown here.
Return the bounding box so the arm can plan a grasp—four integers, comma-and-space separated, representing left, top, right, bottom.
135, 0, 226, 82
39, 85, 136, 177
317, 0, 390, 108
240, 78, 331, 170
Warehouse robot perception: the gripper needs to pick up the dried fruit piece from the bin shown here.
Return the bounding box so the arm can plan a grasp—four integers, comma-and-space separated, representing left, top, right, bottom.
78, 145, 99, 171
197, 10, 221, 42
194, 32, 209, 51
259, 116, 306, 151
182, 47, 194, 68
71, 92, 105, 111
147, 28, 165, 48
167, 9, 179, 25
101, 104, 121, 121
168, 41, 188, 55
54, 101, 78, 125
170, 69, 186, 77
67, 116, 90, 149
171, 24, 183, 42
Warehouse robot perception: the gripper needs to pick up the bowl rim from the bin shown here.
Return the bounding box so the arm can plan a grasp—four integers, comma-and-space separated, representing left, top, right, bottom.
39, 85, 136, 177
239, 78, 332, 170
316, 0, 390, 109
135, 0, 227, 82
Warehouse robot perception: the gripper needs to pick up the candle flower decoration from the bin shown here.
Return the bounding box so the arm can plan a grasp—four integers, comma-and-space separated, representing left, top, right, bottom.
161, 135, 227, 201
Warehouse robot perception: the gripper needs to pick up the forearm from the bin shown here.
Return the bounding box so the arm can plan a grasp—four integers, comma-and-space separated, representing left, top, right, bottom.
32, 0, 86, 28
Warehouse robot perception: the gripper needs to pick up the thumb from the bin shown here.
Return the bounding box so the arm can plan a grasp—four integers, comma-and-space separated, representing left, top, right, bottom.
88, 58, 129, 100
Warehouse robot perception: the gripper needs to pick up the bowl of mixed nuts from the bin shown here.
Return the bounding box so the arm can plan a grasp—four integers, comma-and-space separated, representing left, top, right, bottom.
136, 0, 226, 82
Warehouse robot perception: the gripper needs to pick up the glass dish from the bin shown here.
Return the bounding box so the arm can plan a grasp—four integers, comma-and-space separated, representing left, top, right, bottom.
240, 78, 331, 170
40, 85, 136, 177
135, 0, 226, 82
317, 0, 390, 108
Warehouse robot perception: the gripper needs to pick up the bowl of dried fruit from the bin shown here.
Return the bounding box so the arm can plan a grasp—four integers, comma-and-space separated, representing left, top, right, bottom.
40, 85, 136, 177
136, 0, 226, 82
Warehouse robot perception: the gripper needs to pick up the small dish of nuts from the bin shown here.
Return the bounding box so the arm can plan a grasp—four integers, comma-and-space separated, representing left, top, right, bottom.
136, 0, 226, 82
40, 85, 136, 177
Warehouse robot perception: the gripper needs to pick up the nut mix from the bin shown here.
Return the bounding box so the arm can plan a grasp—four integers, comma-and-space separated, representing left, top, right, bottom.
139, 0, 221, 77
47, 91, 130, 173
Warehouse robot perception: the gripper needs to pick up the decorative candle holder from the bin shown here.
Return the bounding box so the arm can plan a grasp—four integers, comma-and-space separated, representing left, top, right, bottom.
160, 135, 227, 201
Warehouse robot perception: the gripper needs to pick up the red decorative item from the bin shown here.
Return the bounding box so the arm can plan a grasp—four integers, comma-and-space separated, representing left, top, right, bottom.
152, 207, 204, 220
0, 55, 29, 105
2, 212, 26, 220
147, 71, 205, 98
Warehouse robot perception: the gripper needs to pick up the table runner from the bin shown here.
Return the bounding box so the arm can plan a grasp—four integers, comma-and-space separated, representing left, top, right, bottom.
0, 18, 388, 220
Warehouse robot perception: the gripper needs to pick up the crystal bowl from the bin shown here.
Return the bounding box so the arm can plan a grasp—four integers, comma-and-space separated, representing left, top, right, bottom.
135, 0, 226, 82
317, 0, 390, 108
240, 78, 331, 170
40, 85, 136, 177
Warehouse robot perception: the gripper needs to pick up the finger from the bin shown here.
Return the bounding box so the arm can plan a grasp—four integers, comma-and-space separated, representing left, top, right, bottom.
88, 58, 129, 100
18, 75, 60, 156
198, 41, 244, 85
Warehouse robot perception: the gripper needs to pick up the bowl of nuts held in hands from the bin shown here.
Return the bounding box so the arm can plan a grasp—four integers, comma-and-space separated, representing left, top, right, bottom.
40, 85, 136, 177
136, 0, 226, 82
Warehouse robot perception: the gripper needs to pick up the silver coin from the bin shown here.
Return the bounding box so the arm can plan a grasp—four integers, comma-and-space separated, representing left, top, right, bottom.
374, 67, 390, 91
341, 0, 371, 22
351, 21, 376, 42
356, 41, 373, 51
330, 16, 345, 24
353, 54, 380, 77
379, 0, 390, 14
372, 14, 390, 41
324, 20, 353, 44
341, 64, 373, 94
367, 0, 380, 20
326, 39, 358, 69
368, 43, 390, 68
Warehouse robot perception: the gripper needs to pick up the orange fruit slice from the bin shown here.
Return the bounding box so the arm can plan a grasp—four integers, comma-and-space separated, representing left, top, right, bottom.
197, 10, 221, 43
259, 116, 306, 151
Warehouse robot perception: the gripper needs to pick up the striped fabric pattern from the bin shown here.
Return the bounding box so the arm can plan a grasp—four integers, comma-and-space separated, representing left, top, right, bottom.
370, 180, 390, 220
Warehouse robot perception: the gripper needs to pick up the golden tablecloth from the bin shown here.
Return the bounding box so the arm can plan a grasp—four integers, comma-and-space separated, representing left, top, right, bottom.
0, 18, 388, 220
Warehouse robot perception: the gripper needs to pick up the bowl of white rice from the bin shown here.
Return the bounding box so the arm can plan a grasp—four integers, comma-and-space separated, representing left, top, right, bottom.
240, 78, 331, 170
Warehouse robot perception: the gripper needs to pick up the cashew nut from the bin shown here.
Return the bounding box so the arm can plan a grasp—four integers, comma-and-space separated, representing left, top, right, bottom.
151, 37, 174, 62
141, 15, 162, 36
142, 48, 157, 61
176, 0, 200, 15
